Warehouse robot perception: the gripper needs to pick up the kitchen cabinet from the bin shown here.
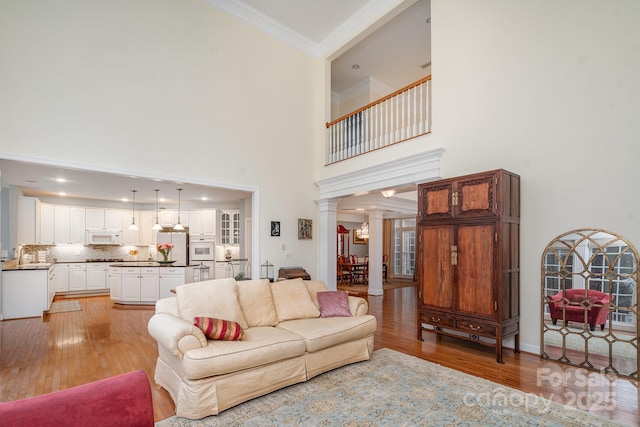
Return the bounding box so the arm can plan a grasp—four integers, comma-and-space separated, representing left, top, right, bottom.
139, 211, 156, 245
189, 210, 216, 238
2, 270, 48, 319
122, 211, 139, 245
86, 208, 123, 231
68, 263, 87, 291
159, 210, 189, 228
108, 267, 122, 300
220, 210, 240, 245
54, 206, 85, 245
416, 169, 520, 364
40, 203, 55, 245
86, 263, 108, 290
121, 267, 141, 301
51, 263, 69, 292
159, 267, 185, 299
140, 267, 160, 302
17, 197, 41, 245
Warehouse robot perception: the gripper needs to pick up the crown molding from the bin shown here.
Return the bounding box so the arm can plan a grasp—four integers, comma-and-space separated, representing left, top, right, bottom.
315, 147, 443, 200
206, 0, 412, 59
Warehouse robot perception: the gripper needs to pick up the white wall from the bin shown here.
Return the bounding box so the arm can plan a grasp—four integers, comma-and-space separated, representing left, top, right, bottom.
320, 0, 640, 352
0, 0, 325, 278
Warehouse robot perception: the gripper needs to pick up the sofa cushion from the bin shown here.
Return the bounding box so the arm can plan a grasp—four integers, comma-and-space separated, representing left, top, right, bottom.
176, 278, 249, 329
303, 280, 330, 308
270, 279, 320, 322
181, 326, 306, 379
317, 291, 352, 317
193, 317, 244, 341
277, 315, 377, 353
237, 279, 279, 327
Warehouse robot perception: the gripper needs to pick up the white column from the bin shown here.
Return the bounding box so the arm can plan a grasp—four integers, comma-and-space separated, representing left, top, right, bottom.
317, 199, 338, 290
367, 209, 384, 296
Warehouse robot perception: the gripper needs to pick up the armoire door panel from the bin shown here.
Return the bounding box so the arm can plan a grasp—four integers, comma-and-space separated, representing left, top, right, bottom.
420, 226, 454, 309
456, 174, 498, 218
419, 183, 454, 221
456, 224, 495, 317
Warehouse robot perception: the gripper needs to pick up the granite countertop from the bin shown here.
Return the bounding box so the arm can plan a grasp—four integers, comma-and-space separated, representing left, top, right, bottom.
109, 262, 188, 268
2, 260, 52, 271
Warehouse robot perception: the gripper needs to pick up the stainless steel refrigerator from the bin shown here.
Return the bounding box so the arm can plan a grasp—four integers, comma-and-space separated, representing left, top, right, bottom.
156, 231, 189, 265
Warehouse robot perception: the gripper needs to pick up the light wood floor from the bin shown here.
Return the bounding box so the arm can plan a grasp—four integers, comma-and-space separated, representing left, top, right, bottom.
0, 287, 637, 424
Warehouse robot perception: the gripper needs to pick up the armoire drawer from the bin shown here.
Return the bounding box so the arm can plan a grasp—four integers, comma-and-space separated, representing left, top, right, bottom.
419, 310, 455, 328
456, 319, 496, 337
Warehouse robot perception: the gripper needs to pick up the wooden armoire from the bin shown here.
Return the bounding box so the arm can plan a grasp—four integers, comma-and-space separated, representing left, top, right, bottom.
416, 169, 520, 363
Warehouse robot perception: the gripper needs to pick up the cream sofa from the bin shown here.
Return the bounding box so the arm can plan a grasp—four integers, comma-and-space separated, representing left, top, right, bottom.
147, 277, 376, 420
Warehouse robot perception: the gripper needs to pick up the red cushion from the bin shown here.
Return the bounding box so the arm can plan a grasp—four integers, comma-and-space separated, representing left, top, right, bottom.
0, 370, 154, 426
194, 316, 245, 340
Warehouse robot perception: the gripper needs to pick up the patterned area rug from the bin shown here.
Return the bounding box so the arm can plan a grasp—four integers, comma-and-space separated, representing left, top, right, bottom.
46, 300, 81, 314
156, 348, 625, 426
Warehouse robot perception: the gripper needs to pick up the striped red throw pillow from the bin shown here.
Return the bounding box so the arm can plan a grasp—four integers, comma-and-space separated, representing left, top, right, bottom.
193, 317, 245, 341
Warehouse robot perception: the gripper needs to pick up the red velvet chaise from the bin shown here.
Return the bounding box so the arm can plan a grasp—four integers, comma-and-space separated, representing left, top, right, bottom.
0, 370, 154, 426
546, 289, 611, 331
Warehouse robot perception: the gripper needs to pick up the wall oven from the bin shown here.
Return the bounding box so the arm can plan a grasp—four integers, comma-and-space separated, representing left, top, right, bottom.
190, 239, 215, 261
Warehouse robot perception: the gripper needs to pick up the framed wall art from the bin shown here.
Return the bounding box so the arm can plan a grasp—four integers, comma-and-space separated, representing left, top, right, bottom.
270, 221, 281, 237
298, 219, 312, 240
353, 229, 367, 245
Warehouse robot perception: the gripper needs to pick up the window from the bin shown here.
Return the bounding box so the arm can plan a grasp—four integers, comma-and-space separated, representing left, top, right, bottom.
393, 218, 415, 279
589, 245, 636, 324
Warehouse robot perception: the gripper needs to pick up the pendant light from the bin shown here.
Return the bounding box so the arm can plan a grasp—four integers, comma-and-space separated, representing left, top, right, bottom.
173, 188, 185, 231
128, 190, 139, 231
356, 210, 369, 240
152, 189, 162, 231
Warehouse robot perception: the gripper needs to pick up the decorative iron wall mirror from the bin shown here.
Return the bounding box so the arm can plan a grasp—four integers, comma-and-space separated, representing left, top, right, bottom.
541, 229, 639, 379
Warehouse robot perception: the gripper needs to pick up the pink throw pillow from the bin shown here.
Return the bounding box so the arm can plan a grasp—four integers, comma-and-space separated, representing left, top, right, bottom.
317, 291, 352, 317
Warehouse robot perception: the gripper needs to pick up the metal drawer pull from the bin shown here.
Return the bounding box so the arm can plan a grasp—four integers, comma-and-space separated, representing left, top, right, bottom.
431, 316, 440, 322
468, 324, 481, 331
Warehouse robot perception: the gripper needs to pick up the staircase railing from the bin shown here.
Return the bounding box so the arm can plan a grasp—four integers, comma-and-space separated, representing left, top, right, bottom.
326, 75, 431, 164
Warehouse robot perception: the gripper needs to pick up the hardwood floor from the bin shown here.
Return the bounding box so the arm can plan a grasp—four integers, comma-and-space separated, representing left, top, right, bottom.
0, 287, 637, 424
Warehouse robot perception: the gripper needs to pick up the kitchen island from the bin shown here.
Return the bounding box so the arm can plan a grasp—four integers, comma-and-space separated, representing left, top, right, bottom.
108, 262, 187, 305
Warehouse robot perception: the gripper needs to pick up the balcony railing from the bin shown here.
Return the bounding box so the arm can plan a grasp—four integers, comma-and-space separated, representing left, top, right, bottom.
326, 76, 431, 164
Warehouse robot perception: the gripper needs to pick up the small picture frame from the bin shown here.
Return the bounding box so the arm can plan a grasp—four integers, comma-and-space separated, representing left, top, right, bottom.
353, 229, 367, 244
270, 221, 281, 237
298, 219, 312, 240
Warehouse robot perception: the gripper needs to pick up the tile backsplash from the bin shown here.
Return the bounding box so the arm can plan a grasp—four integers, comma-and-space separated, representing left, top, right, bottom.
20, 244, 156, 263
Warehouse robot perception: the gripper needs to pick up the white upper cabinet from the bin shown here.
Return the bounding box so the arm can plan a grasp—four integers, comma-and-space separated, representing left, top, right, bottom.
159, 209, 189, 229
40, 204, 55, 245
122, 211, 139, 245
17, 197, 41, 245
54, 206, 85, 245
86, 208, 123, 232
139, 211, 156, 246
220, 210, 240, 245
189, 210, 216, 238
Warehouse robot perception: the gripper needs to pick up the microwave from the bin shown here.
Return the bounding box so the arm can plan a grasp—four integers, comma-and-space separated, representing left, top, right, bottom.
86, 230, 122, 245
190, 240, 215, 261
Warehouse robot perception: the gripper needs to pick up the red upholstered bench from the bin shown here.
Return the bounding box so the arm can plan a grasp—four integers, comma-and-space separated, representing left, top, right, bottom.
0, 370, 154, 426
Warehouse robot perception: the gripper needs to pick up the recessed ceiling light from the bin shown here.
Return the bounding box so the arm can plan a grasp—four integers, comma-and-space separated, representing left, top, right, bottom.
58, 192, 66, 196
121, 197, 128, 202
55, 178, 66, 183
352, 64, 360, 69
201, 196, 208, 201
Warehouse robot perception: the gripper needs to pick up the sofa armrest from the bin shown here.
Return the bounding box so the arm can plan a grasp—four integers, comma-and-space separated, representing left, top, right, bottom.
348, 296, 369, 316
148, 313, 207, 358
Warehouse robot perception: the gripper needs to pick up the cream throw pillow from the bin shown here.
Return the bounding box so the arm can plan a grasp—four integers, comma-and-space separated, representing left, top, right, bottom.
271, 278, 320, 321
176, 278, 248, 329
237, 279, 279, 327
